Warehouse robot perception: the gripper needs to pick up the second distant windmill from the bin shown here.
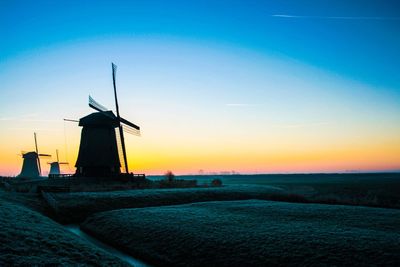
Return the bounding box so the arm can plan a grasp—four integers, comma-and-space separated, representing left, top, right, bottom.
48, 149, 69, 176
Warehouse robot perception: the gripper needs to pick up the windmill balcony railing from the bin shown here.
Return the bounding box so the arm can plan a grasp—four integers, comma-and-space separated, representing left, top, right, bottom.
48, 174, 75, 179
48, 172, 146, 179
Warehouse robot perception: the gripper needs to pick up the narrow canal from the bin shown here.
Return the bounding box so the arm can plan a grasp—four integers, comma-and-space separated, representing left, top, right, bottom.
65, 225, 152, 267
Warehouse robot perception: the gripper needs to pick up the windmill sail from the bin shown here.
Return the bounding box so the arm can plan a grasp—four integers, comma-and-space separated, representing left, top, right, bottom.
122, 124, 141, 136
115, 128, 126, 173
34, 132, 41, 175
89, 95, 108, 112
120, 117, 140, 130
112, 63, 129, 174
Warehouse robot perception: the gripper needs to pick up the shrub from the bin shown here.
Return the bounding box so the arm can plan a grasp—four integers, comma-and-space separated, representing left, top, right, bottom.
165, 171, 175, 182
211, 178, 222, 187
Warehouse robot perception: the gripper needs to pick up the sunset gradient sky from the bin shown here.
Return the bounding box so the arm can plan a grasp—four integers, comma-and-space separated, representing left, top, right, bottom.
1, 0, 399, 175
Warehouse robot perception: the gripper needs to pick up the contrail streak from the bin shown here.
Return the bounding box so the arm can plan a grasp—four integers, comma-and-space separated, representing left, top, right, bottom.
272, 14, 400, 20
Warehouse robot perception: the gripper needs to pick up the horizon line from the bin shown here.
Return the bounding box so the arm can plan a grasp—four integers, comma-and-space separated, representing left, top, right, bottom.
146, 171, 400, 176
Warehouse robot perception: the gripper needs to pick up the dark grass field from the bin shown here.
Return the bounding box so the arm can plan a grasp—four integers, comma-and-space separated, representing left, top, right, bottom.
51, 185, 286, 223
0, 200, 127, 266
82, 199, 400, 267
152, 173, 400, 208
50, 173, 400, 224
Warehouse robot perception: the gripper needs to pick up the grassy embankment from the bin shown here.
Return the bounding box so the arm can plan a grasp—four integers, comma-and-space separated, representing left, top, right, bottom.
51, 185, 288, 223
0, 200, 127, 266
51, 174, 400, 224
82, 199, 400, 267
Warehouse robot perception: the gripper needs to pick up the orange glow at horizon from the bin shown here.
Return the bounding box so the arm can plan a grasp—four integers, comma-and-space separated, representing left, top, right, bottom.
1, 115, 400, 176
4, 138, 398, 177
1, 138, 399, 176
128, 145, 400, 175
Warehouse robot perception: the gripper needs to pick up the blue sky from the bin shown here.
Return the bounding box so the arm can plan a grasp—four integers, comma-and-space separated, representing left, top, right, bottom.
0, 0, 399, 175
1, 0, 400, 89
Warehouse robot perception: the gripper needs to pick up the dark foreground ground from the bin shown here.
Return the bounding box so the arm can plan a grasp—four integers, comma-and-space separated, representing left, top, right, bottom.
1, 173, 399, 266
0, 200, 126, 266
82, 199, 400, 267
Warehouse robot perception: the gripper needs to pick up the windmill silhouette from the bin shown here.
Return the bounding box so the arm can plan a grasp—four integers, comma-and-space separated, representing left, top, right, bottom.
18, 133, 51, 178
48, 149, 68, 176
75, 63, 141, 177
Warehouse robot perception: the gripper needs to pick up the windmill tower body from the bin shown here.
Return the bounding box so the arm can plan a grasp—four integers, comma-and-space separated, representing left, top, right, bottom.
19, 152, 40, 178
49, 162, 61, 175
75, 111, 121, 177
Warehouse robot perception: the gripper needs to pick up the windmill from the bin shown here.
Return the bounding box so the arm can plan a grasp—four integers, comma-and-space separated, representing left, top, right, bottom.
75, 63, 141, 177
48, 149, 69, 176
18, 133, 51, 178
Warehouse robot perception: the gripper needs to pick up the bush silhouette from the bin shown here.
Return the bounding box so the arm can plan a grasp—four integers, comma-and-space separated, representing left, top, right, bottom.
165, 171, 175, 182
211, 178, 222, 187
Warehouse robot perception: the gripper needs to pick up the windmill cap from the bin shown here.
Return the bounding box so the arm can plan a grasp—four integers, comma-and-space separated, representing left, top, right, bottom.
22, 151, 38, 158
79, 111, 119, 128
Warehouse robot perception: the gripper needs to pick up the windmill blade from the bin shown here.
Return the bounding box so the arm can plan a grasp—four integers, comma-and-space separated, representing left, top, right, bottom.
112, 63, 129, 174
34, 132, 41, 175
89, 95, 109, 112
119, 117, 140, 130
122, 124, 141, 136
38, 154, 51, 157
64, 118, 79, 123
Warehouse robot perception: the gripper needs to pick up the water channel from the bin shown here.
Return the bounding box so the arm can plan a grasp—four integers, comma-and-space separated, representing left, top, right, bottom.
65, 225, 152, 267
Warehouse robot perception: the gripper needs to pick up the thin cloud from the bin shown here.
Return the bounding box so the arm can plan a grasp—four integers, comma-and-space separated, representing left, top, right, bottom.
4, 118, 60, 122
0, 117, 14, 121
272, 14, 400, 20
271, 122, 330, 129
225, 103, 257, 107
7, 127, 63, 132
0, 116, 60, 123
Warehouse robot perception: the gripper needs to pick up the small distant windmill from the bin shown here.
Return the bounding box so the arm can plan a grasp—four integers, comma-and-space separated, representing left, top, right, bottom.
18, 133, 51, 178
48, 149, 68, 176
75, 63, 141, 177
